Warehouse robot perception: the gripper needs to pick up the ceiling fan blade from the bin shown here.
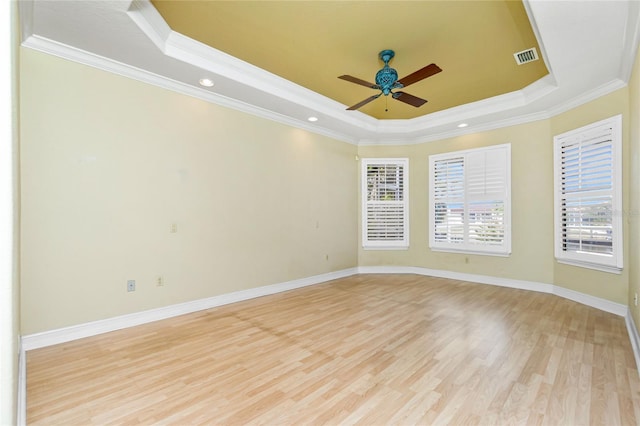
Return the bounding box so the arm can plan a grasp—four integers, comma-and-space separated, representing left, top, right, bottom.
397, 63, 442, 88
392, 91, 428, 107
338, 75, 380, 89
346, 94, 382, 110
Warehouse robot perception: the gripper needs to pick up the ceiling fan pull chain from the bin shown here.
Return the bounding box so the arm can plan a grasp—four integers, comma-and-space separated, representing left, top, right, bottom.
385, 96, 389, 112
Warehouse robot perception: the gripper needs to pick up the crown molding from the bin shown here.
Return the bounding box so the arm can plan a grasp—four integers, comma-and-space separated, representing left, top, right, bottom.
619, 0, 640, 83
547, 78, 628, 118
20, 0, 640, 147
358, 110, 552, 146
123, 0, 631, 145
21, 34, 360, 146
522, 0, 554, 78
134, 3, 380, 135
127, 0, 171, 51
362, 76, 558, 145
17, 0, 33, 45
133, 0, 557, 136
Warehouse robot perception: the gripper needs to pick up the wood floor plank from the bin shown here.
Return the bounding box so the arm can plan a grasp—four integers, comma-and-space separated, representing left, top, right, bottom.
27, 274, 640, 424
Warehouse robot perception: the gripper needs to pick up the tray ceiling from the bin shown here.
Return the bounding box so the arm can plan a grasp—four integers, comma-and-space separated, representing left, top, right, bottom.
151, 0, 548, 120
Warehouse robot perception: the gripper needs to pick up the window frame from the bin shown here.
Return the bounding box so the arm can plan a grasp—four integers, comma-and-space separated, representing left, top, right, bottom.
553, 114, 623, 274
428, 143, 512, 256
361, 158, 409, 250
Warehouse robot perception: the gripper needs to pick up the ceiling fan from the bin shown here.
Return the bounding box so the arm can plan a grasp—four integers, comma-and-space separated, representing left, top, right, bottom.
338, 49, 442, 111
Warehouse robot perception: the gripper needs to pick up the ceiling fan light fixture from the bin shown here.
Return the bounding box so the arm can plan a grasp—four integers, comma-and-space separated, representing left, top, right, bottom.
199, 78, 214, 87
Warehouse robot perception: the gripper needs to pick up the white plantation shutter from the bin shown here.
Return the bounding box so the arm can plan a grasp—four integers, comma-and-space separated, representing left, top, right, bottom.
466, 149, 508, 247
432, 157, 465, 244
554, 115, 622, 273
429, 144, 511, 255
362, 159, 409, 248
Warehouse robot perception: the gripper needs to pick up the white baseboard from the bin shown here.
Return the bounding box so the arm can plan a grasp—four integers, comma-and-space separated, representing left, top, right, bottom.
626, 310, 640, 375
20, 265, 629, 352
553, 285, 627, 317
357, 266, 627, 316
21, 267, 359, 351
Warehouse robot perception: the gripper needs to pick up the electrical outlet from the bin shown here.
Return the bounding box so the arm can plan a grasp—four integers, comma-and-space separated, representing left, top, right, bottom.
170, 223, 178, 233
156, 276, 164, 287
127, 280, 136, 292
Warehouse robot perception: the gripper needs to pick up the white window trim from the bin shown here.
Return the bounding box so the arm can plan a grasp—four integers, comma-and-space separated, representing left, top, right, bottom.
361, 158, 409, 250
553, 115, 623, 274
428, 143, 511, 256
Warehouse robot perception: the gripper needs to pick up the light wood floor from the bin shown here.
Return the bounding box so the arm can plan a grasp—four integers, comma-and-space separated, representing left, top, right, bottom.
27, 274, 640, 425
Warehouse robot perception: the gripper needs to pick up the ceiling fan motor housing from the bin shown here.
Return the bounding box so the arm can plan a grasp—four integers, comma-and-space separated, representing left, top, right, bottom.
376, 66, 399, 95
376, 49, 400, 95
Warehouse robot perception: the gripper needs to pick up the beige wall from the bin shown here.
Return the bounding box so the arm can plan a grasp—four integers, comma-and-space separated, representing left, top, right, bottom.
19, 44, 638, 335
358, 89, 632, 305
629, 45, 640, 329
358, 120, 555, 285
20, 49, 358, 334
550, 90, 629, 304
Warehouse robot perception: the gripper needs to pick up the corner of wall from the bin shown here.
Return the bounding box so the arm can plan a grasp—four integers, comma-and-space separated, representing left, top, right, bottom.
627, 19, 640, 349
1, 1, 21, 425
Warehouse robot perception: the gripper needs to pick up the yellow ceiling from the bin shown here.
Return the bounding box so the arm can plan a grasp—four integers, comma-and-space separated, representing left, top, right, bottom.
151, 1, 548, 120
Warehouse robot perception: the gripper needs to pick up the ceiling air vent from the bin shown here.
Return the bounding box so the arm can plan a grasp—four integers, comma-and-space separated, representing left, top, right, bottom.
514, 47, 539, 65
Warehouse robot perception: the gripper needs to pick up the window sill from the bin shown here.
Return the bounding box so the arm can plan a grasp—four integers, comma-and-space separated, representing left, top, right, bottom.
362, 246, 409, 251
430, 247, 511, 257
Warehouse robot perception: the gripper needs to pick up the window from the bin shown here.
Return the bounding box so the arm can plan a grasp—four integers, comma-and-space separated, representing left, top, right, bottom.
429, 144, 511, 255
553, 115, 623, 273
361, 158, 409, 249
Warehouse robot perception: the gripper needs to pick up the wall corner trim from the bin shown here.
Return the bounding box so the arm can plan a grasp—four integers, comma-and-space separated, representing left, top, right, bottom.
625, 310, 640, 376
21, 268, 359, 351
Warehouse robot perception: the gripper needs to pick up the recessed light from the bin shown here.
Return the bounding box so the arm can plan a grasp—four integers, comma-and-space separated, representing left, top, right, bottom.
308, 116, 318, 122
457, 123, 468, 128
199, 78, 214, 87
